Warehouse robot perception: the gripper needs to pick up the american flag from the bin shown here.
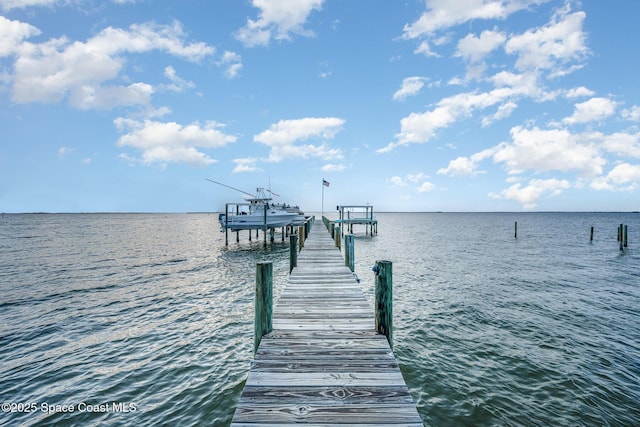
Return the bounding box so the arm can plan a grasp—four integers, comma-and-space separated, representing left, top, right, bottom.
322, 179, 330, 187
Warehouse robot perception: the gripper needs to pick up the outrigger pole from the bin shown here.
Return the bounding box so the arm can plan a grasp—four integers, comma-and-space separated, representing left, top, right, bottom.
205, 178, 254, 198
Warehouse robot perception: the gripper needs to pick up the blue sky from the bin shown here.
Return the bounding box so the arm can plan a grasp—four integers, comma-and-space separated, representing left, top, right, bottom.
2, 0, 640, 212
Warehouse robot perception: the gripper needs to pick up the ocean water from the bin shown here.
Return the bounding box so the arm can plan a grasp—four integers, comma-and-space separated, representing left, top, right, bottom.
1, 212, 638, 426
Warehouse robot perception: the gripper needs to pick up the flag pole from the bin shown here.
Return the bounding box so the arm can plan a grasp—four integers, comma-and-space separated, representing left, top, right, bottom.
321, 178, 324, 218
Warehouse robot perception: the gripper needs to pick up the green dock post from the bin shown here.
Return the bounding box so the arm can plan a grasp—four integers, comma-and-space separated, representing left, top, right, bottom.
345, 234, 355, 272
254, 262, 273, 355
374, 260, 393, 349
619, 224, 624, 251
289, 235, 298, 273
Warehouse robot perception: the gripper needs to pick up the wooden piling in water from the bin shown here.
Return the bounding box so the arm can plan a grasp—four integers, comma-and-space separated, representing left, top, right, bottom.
624, 225, 628, 248
344, 233, 354, 272
619, 224, 624, 251
254, 262, 272, 355
514, 221, 518, 239
374, 260, 393, 349
590, 226, 594, 242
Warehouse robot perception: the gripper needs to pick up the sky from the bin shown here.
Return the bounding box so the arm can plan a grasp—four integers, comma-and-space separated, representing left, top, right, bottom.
2, 0, 640, 213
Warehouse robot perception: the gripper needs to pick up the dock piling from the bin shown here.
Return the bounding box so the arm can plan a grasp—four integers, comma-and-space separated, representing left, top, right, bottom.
619, 224, 624, 251
254, 262, 272, 355
289, 235, 298, 273
344, 234, 354, 272
374, 260, 393, 349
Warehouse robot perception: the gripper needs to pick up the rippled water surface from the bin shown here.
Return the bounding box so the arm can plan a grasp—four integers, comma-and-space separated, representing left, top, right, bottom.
1, 212, 639, 426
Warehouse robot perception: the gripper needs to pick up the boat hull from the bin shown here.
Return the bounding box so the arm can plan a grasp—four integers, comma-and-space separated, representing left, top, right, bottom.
219, 213, 296, 231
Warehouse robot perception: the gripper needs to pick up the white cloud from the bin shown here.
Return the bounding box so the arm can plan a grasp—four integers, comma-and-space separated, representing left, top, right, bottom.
254, 117, 344, 146
114, 118, 236, 167
414, 40, 440, 57
0, 16, 40, 57
565, 86, 594, 98
232, 157, 260, 173
601, 132, 640, 159
11, 21, 214, 108
416, 181, 436, 193
217, 51, 242, 79
505, 8, 587, 73
235, 0, 323, 47
407, 172, 427, 183
622, 105, 640, 122
455, 29, 506, 63
388, 176, 407, 187
393, 76, 427, 101
493, 126, 605, 177
482, 100, 518, 126
590, 163, 640, 191
438, 156, 481, 176
387, 173, 433, 193
321, 163, 346, 172
163, 66, 195, 93
438, 148, 494, 176
254, 117, 345, 162
57, 146, 74, 159
403, 0, 545, 39
0, 0, 60, 10
381, 85, 530, 152
561, 97, 617, 125
489, 178, 570, 209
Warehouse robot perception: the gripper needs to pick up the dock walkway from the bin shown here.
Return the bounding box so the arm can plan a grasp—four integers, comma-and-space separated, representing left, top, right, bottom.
230, 222, 422, 425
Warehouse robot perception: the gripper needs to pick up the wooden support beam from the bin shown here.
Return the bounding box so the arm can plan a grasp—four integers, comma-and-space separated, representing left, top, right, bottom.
254, 262, 273, 355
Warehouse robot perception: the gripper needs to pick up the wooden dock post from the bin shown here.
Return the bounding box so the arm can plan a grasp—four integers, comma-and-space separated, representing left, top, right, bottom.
374, 260, 393, 349
289, 235, 297, 273
298, 226, 304, 251
344, 233, 354, 272
619, 224, 624, 251
590, 226, 594, 242
254, 262, 273, 355
624, 225, 628, 248
514, 221, 518, 239
335, 225, 341, 248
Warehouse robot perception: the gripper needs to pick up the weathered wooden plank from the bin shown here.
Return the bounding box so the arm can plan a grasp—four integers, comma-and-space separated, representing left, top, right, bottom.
237, 385, 416, 405
232, 404, 423, 424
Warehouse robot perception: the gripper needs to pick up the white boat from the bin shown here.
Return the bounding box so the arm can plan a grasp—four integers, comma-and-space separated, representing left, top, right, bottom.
218, 188, 298, 232
272, 203, 308, 226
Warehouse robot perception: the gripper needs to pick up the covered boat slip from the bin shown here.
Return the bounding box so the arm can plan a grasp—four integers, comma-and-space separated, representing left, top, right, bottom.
230, 222, 422, 425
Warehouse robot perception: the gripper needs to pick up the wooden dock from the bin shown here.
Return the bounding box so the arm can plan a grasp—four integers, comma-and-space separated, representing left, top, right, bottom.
230, 222, 422, 426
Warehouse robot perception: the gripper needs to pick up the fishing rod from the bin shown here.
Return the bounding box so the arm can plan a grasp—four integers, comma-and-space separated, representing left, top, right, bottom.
205, 179, 255, 198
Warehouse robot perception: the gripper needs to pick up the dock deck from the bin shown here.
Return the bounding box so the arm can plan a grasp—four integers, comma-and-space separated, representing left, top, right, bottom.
230, 222, 422, 425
